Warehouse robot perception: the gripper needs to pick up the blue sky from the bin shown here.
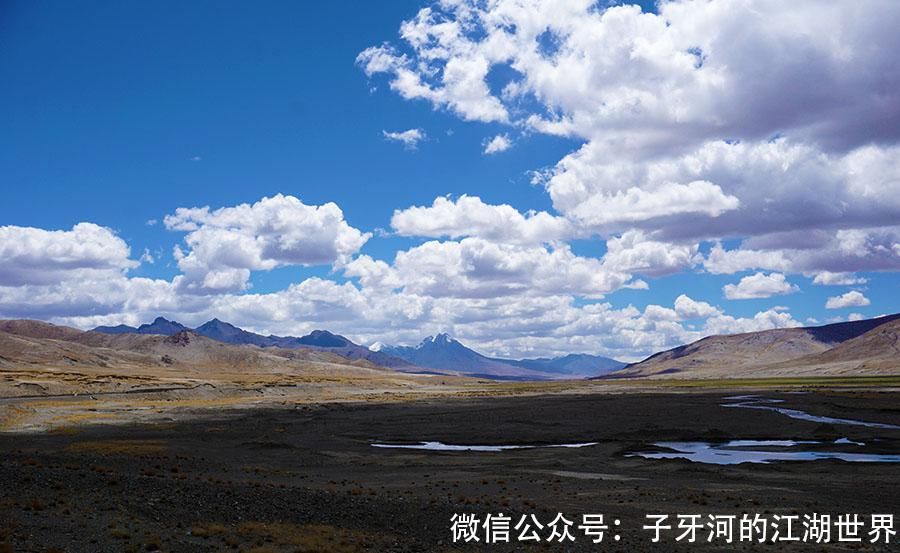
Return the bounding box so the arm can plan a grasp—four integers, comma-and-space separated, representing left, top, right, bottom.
1, 1, 576, 282
1, 1, 898, 360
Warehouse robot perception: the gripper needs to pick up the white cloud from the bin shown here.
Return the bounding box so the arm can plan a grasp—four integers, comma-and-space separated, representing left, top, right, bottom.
361, 1, 900, 150
0, 275, 179, 323
345, 237, 640, 300
0, 220, 819, 362
357, 22, 509, 124
362, 0, 900, 276
848, 312, 865, 322
703, 243, 792, 275
642, 304, 680, 322
164, 194, 370, 294
811, 271, 867, 286
723, 272, 799, 300
204, 286, 799, 362
673, 294, 719, 320
547, 139, 900, 240
483, 134, 512, 154
551, 173, 740, 229
390, 195, 574, 244
825, 290, 871, 310
601, 231, 698, 277
703, 306, 802, 336
0, 223, 138, 287
704, 226, 900, 275
382, 128, 426, 149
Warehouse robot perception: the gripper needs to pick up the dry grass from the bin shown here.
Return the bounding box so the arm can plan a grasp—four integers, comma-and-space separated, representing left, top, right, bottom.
4, 364, 900, 433
65, 439, 167, 456
190, 522, 228, 538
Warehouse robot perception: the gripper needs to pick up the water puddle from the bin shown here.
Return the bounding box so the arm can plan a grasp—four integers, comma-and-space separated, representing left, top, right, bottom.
371, 441, 597, 452
631, 439, 900, 465
723, 396, 900, 430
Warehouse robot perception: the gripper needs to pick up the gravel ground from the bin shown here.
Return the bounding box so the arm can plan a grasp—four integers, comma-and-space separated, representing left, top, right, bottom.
1, 391, 899, 552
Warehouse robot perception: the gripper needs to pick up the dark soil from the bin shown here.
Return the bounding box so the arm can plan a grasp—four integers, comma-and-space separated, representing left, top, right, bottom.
2, 391, 899, 552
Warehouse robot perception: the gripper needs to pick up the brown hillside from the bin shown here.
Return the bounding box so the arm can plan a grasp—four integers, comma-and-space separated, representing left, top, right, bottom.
610, 314, 900, 379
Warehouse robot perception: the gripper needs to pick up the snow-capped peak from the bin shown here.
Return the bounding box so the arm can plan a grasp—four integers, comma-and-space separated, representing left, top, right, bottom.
369, 341, 386, 352
418, 333, 454, 348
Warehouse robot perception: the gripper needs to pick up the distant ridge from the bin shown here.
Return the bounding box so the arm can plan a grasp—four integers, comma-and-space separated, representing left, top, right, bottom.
92, 324, 138, 335
294, 330, 352, 348
506, 353, 625, 376
91, 320, 623, 380
137, 317, 189, 335
93, 318, 418, 372
94, 317, 188, 336
14, 311, 900, 380
378, 333, 624, 380
193, 319, 273, 347
608, 313, 900, 379
0, 319, 385, 375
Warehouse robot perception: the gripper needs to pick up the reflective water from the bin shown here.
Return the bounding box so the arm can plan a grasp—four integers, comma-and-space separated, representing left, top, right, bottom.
371, 441, 598, 452
723, 396, 900, 430
631, 439, 900, 465
372, 396, 899, 464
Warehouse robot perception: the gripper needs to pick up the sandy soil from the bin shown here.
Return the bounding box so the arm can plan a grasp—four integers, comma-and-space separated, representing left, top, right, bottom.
1, 390, 899, 552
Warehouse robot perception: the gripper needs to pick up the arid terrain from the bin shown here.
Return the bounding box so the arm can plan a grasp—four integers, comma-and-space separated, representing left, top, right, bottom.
2, 391, 900, 552
614, 315, 900, 379
2, 319, 900, 551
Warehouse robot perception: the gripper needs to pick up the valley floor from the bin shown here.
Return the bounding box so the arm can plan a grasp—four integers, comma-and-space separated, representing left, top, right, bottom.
1, 389, 900, 551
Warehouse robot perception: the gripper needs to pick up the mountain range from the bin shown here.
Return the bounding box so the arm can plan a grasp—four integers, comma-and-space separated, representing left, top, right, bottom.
375, 333, 624, 379
1, 311, 898, 382
609, 313, 900, 379
0, 319, 379, 377
92, 319, 624, 380
96, 318, 419, 372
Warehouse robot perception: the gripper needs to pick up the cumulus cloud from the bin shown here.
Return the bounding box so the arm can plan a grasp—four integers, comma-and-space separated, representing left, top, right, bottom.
361, 1, 900, 149
547, 138, 900, 240
0, 226, 184, 326
390, 195, 574, 244
164, 194, 370, 294
825, 290, 871, 310
1, 222, 816, 362
0, 223, 138, 286
483, 134, 512, 154
703, 306, 801, 336
704, 226, 900, 275
345, 237, 641, 300
673, 294, 719, 320
551, 174, 740, 230
200, 286, 800, 361
811, 271, 867, 286
382, 128, 426, 149
362, 0, 900, 276
601, 231, 698, 277
357, 29, 509, 123
723, 272, 799, 300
